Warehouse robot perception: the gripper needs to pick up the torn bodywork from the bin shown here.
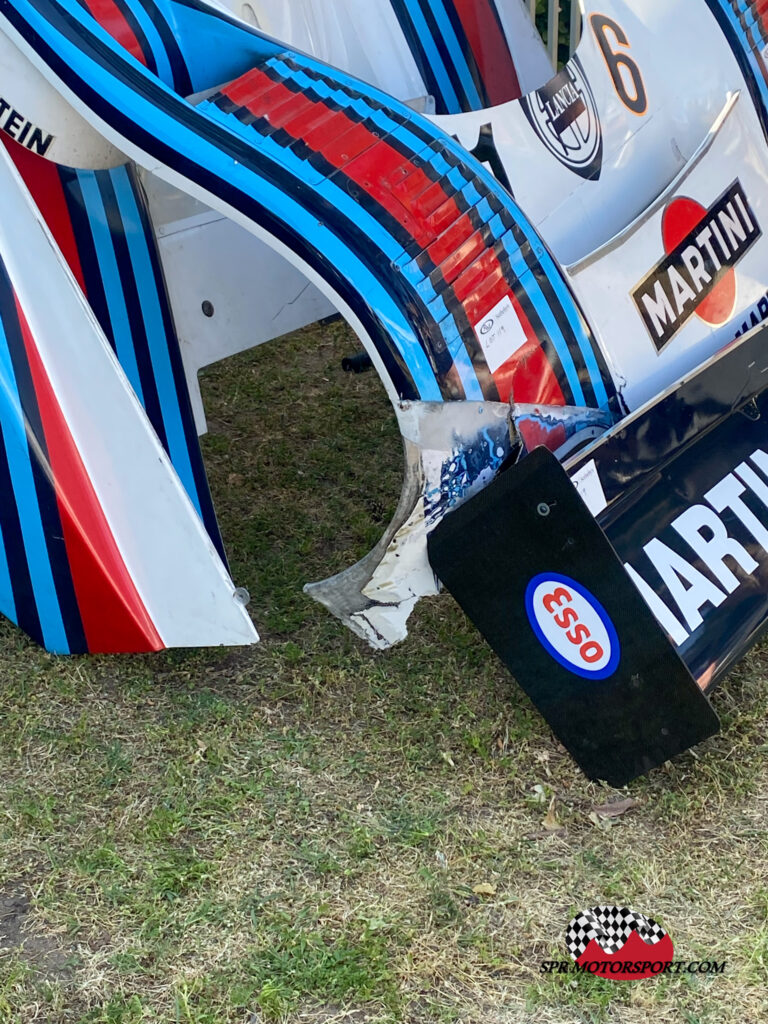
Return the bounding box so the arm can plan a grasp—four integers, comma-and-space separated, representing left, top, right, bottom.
4, 0, 768, 779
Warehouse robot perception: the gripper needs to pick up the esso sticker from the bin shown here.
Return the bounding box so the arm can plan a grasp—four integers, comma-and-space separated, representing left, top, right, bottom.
525, 573, 620, 680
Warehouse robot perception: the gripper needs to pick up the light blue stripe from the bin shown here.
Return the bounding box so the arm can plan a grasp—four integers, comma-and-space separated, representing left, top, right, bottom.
202, 101, 405, 264
399, 0, 461, 112
10, 9, 446, 400
268, 56, 441, 164
270, 53, 603, 406
426, 0, 483, 109
434, 312, 484, 399
75, 170, 145, 406
0, 306, 67, 651
110, 164, 202, 517
709, 1, 768, 120
201, 101, 446, 394
733, 0, 768, 48
122, 0, 175, 86
0, 372, 16, 625
439, 132, 609, 406
17, 0, 478, 402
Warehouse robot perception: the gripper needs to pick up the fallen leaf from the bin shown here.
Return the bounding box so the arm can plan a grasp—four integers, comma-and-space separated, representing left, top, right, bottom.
472, 882, 497, 897
591, 797, 639, 819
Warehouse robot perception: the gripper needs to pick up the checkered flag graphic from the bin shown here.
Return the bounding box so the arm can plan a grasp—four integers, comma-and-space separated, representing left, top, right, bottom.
566, 906, 668, 960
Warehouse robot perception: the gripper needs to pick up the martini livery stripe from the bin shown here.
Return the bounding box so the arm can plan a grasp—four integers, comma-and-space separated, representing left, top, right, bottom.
75, 0, 192, 93
388, 0, 521, 114
0, 0, 617, 412
705, 1, 768, 140
0, 251, 163, 652
3, 138, 226, 563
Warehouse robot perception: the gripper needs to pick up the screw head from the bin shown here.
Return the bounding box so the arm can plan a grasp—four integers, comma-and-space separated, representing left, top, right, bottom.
537, 502, 551, 518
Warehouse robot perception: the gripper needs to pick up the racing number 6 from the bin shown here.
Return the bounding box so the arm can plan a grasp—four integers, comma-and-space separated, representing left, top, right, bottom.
590, 14, 648, 116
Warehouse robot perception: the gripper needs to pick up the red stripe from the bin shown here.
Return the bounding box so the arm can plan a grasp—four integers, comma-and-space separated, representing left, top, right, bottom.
222, 69, 562, 400
493, 295, 565, 405
453, 0, 521, 105
81, 0, 147, 65
2, 137, 87, 292
14, 297, 163, 653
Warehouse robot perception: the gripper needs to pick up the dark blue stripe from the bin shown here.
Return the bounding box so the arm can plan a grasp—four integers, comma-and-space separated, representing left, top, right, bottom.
704, 0, 768, 143
0, 255, 85, 652
389, 0, 462, 113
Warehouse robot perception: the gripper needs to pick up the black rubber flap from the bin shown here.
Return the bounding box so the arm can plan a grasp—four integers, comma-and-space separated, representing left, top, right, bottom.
427, 446, 720, 786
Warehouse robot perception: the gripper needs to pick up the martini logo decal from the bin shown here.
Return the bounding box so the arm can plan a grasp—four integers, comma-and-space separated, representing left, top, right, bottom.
521, 57, 602, 180
566, 906, 674, 980
632, 180, 761, 351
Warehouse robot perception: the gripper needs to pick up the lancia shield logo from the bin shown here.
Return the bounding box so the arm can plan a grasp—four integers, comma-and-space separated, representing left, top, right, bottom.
522, 57, 602, 181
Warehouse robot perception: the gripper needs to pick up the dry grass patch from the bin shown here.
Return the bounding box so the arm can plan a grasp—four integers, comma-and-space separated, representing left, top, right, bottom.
0, 321, 767, 1023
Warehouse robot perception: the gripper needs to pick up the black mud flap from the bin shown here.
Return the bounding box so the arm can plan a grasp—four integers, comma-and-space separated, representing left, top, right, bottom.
427, 446, 720, 786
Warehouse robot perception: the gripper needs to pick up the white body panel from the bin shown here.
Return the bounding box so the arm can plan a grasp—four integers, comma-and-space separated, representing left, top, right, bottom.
570, 93, 768, 411
144, 175, 335, 433
223, 0, 551, 101
0, 143, 258, 648
0, 30, 125, 168
437, 0, 739, 266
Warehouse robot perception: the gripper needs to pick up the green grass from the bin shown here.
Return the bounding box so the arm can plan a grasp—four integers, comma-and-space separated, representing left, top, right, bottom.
0, 321, 767, 1023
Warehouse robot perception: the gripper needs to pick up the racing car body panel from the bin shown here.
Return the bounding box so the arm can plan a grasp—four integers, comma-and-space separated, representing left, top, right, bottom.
0, 139, 257, 652
3, 0, 768, 776
214, 0, 552, 112
2, 137, 227, 561
0, 0, 622, 647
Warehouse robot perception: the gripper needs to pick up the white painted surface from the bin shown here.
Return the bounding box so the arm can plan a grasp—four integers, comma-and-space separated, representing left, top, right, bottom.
0, 144, 259, 648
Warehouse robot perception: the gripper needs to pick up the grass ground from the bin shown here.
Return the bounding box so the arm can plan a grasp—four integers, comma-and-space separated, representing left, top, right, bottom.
1, 320, 767, 1023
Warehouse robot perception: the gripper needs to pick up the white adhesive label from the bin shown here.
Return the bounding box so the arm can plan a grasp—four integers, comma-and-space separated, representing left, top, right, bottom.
570, 459, 608, 517
474, 294, 527, 373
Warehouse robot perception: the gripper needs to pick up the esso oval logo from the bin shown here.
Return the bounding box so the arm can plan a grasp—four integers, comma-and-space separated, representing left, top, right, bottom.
525, 573, 620, 680
480, 318, 495, 334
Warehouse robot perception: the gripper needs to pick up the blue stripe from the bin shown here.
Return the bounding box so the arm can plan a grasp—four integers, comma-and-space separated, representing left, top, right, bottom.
272, 56, 452, 167
435, 312, 484, 399
268, 56, 600, 403
275, 56, 609, 406
201, 99, 489, 398
425, 0, 482, 109
27, 0, 443, 400
711, 1, 768, 118
17, 0, 606, 407
110, 164, 203, 517
75, 170, 146, 406
0, 413, 17, 626
439, 132, 609, 407
398, 0, 461, 112
199, 102, 446, 397
121, 0, 175, 86
0, 312, 68, 651
734, 0, 768, 47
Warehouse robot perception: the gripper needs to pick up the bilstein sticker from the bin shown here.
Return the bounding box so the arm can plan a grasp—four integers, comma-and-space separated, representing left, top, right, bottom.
525, 573, 620, 679
0, 97, 53, 156
632, 180, 760, 351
